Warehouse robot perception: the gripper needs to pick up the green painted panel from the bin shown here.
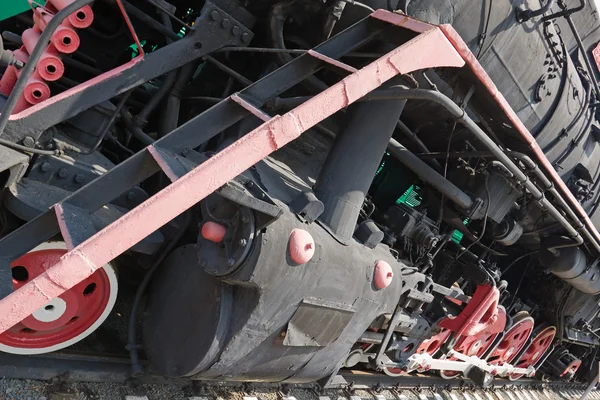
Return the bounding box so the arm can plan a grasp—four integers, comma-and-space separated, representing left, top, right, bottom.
0, 1, 46, 22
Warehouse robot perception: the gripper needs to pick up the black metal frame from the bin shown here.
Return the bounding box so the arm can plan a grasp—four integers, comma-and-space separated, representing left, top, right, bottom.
0, 11, 393, 299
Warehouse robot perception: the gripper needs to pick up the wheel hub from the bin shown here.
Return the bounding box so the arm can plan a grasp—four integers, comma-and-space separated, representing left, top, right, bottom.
0, 242, 118, 355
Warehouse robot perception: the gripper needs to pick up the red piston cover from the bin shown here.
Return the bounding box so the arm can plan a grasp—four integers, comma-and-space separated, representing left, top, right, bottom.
46, 0, 94, 29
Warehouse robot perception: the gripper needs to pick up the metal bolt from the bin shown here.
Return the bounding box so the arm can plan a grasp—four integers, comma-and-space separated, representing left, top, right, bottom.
227, 258, 236, 266
127, 191, 136, 201
74, 173, 84, 183
222, 18, 231, 28
239, 238, 247, 247
40, 162, 51, 172
210, 10, 220, 20
22, 136, 35, 148
58, 168, 68, 178
232, 25, 241, 37
242, 32, 250, 43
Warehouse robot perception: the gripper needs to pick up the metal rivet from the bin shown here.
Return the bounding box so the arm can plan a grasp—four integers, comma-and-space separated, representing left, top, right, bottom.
242, 32, 250, 43
127, 191, 136, 201
22, 136, 35, 148
222, 18, 231, 28
239, 238, 247, 247
58, 168, 68, 178
210, 10, 220, 20
40, 162, 51, 172
74, 173, 84, 183
232, 25, 241, 36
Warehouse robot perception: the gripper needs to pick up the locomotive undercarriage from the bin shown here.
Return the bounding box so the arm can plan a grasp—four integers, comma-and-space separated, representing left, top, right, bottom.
0, 0, 599, 390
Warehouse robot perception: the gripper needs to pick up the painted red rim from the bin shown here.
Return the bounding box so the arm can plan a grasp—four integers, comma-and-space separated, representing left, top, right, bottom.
488, 315, 535, 366
0, 247, 112, 351
440, 307, 506, 379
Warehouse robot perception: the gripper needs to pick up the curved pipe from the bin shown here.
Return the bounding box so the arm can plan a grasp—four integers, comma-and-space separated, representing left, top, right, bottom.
121, 109, 155, 146
135, 12, 178, 127
268, 1, 328, 93
516, 0, 556, 22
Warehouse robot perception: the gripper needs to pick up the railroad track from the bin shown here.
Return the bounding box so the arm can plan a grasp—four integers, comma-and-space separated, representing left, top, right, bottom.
0, 351, 595, 400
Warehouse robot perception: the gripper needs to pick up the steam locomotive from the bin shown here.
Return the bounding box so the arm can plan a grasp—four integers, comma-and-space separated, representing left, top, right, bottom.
0, 0, 599, 387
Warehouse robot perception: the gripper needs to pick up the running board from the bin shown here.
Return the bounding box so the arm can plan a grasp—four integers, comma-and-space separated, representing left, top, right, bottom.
0, 10, 466, 333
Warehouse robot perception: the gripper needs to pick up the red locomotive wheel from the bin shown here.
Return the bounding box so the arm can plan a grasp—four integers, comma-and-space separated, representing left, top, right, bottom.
508, 325, 556, 380
487, 312, 534, 367
439, 330, 501, 379
0, 242, 118, 354
440, 307, 507, 379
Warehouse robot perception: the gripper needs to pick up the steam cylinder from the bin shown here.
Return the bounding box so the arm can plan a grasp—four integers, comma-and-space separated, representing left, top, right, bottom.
544, 247, 600, 294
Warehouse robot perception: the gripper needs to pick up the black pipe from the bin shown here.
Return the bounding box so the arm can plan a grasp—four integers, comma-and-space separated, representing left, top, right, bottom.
268, 0, 329, 93
135, 13, 178, 127
516, 0, 556, 22
120, 0, 181, 42
204, 56, 253, 86
313, 98, 406, 241
80, 91, 133, 155
128, 212, 191, 376
158, 63, 196, 137
121, 109, 155, 146
0, 0, 95, 138
386, 139, 474, 210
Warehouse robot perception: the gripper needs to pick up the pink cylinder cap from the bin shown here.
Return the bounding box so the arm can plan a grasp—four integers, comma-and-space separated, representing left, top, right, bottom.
289, 228, 315, 264
201, 221, 226, 243
23, 77, 51, 105
46, 0, 94, 29
374, 260, 393, 289
52, 25, 81, 54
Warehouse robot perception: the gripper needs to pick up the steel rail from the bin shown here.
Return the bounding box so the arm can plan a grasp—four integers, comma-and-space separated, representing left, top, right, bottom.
0, 350, 590, 391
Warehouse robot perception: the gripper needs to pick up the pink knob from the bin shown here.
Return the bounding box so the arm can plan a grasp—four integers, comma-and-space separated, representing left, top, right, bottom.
201, 221, 226, 243
289, 229, 315, 264
374, 260, 393, 289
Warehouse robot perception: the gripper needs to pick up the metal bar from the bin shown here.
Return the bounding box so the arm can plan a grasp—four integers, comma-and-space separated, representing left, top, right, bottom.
307, 49, 357, 73
0, 20, 465, 334
231, 93, 271, 122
